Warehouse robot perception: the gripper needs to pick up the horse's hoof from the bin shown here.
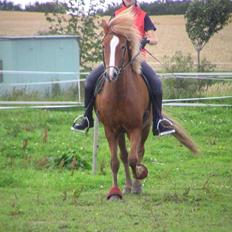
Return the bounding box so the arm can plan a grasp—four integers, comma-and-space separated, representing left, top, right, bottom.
135, 164, 148, 180
122, 186, 132, 194
132, 183, 142, 194
108, 195, 122, 201
107, 186, 122, 200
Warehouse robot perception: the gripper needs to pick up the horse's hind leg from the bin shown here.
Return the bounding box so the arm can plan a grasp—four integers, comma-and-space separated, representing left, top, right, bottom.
118, 133, 132, 194
104, 128, 122, 200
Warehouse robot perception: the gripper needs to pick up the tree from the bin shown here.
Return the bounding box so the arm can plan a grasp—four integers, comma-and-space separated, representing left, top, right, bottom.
0, 0, 22, 11
185, 0, 231, 71
45, 0, 105, 71
25, 1, 67, 13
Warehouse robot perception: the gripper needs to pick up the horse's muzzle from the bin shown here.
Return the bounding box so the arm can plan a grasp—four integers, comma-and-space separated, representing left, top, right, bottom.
104, 66, 120, 82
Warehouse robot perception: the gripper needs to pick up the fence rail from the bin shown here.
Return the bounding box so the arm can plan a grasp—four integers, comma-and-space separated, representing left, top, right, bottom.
161, 72, 232, 81
0, 71, 232, 110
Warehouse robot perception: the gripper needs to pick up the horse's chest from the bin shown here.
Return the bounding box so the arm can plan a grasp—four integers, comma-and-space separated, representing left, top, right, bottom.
95, 81, 146, 126
96, 96, 139, 126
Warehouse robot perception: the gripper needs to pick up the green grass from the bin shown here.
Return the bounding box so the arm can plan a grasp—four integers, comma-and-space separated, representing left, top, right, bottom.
0, 107, 232, 231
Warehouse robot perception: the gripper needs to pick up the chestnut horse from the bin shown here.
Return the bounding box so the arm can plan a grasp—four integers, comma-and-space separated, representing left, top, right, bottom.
95, 10, 197, 200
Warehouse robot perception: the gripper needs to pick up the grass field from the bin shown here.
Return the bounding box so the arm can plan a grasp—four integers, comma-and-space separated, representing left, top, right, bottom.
0, 107, 232, 231
0, 11, 232, 70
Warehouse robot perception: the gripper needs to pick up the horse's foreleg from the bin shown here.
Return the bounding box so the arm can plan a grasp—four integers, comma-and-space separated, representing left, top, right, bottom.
129, 129, 148, 181
131, 124, 151, 194
132, 143, 145, 194
105, 129, 122, 200
137, 124, 150, 162
128, 129, 140, 167
118, 133, 132, 194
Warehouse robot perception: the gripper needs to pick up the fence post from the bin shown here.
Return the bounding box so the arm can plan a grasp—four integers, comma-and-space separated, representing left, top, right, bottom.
0, 60, 3, 83
92, 115, 99, 175
77, 79, 81, 103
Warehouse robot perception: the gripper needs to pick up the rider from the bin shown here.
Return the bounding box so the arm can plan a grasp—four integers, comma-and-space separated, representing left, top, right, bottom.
71, 0, 175, 136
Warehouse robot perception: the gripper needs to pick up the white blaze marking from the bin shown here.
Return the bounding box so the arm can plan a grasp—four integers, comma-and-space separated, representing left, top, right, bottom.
109, 35, 119, 78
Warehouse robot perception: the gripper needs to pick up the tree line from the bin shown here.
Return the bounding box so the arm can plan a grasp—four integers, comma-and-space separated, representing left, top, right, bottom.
0, 0, 67, 13
1, 0, 232, 15
100, 1, 193, 16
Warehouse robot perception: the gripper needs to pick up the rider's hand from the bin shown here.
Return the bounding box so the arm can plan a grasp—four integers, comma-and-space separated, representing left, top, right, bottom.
140, 37, 150, 50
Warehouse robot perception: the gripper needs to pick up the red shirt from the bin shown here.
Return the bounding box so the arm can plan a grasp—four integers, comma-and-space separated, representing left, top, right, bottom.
114, 5, 156, 57
115, 5, 147, 38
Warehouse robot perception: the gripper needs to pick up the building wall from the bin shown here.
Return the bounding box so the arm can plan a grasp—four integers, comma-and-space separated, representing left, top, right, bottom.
0, 35, 80, 95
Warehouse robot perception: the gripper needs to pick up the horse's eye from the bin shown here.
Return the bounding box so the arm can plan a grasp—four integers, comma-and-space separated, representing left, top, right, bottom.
121, 46, 126, 50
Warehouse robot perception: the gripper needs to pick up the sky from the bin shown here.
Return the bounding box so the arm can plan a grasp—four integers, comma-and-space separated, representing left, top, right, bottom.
10, 0, 155, 9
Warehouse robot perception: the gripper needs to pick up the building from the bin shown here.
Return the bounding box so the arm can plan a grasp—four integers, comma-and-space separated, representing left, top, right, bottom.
0, 35, 80, 97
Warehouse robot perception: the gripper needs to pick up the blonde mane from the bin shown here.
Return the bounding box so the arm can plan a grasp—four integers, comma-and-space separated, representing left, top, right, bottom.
108, 7, 143, 74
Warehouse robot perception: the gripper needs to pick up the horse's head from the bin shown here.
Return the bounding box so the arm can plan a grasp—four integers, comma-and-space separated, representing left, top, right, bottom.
101, 8, 142, 82
102, 23, 131, 82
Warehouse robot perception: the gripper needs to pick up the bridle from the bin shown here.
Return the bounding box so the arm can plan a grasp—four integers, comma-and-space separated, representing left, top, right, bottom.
102, 32, 136, 82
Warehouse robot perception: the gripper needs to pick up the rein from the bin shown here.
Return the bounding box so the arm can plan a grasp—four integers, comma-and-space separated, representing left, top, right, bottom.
144, 48, 162, 65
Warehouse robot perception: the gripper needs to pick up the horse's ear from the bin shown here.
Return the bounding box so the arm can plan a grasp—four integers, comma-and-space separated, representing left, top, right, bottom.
102, 19, 109, 34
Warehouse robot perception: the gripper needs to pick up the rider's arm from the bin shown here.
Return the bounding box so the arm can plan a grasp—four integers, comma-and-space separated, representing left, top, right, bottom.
144, 14, 158, 46
146, 30, 158, 46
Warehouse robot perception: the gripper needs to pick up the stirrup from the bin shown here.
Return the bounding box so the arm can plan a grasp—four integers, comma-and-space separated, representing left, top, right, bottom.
71, 115, 90, 134
157, 118, 175, 136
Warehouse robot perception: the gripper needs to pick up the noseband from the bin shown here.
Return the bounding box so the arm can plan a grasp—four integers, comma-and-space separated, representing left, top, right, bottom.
102, 33, 132, 82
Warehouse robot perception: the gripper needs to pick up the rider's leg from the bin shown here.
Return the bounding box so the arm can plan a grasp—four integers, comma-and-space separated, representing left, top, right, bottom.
141, 61, 175, 136
71, 64, 104, 132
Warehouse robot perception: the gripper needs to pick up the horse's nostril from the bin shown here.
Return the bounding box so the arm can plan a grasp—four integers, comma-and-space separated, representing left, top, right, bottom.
112, 70, 118, 80
103, 72, 109, 80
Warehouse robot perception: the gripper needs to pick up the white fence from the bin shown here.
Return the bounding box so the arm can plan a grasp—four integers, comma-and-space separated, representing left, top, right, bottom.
0, 71, 232, 109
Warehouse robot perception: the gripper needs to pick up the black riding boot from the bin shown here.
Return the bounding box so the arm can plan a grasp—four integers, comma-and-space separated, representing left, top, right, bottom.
141, 62, 175, 136
71, 64, 105, 132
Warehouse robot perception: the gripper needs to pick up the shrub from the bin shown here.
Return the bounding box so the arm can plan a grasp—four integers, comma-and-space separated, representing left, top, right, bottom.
161, 51, 215, 99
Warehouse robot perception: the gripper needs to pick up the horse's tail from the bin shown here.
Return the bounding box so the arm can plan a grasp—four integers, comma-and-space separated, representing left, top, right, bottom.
164, 113, 199, 154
